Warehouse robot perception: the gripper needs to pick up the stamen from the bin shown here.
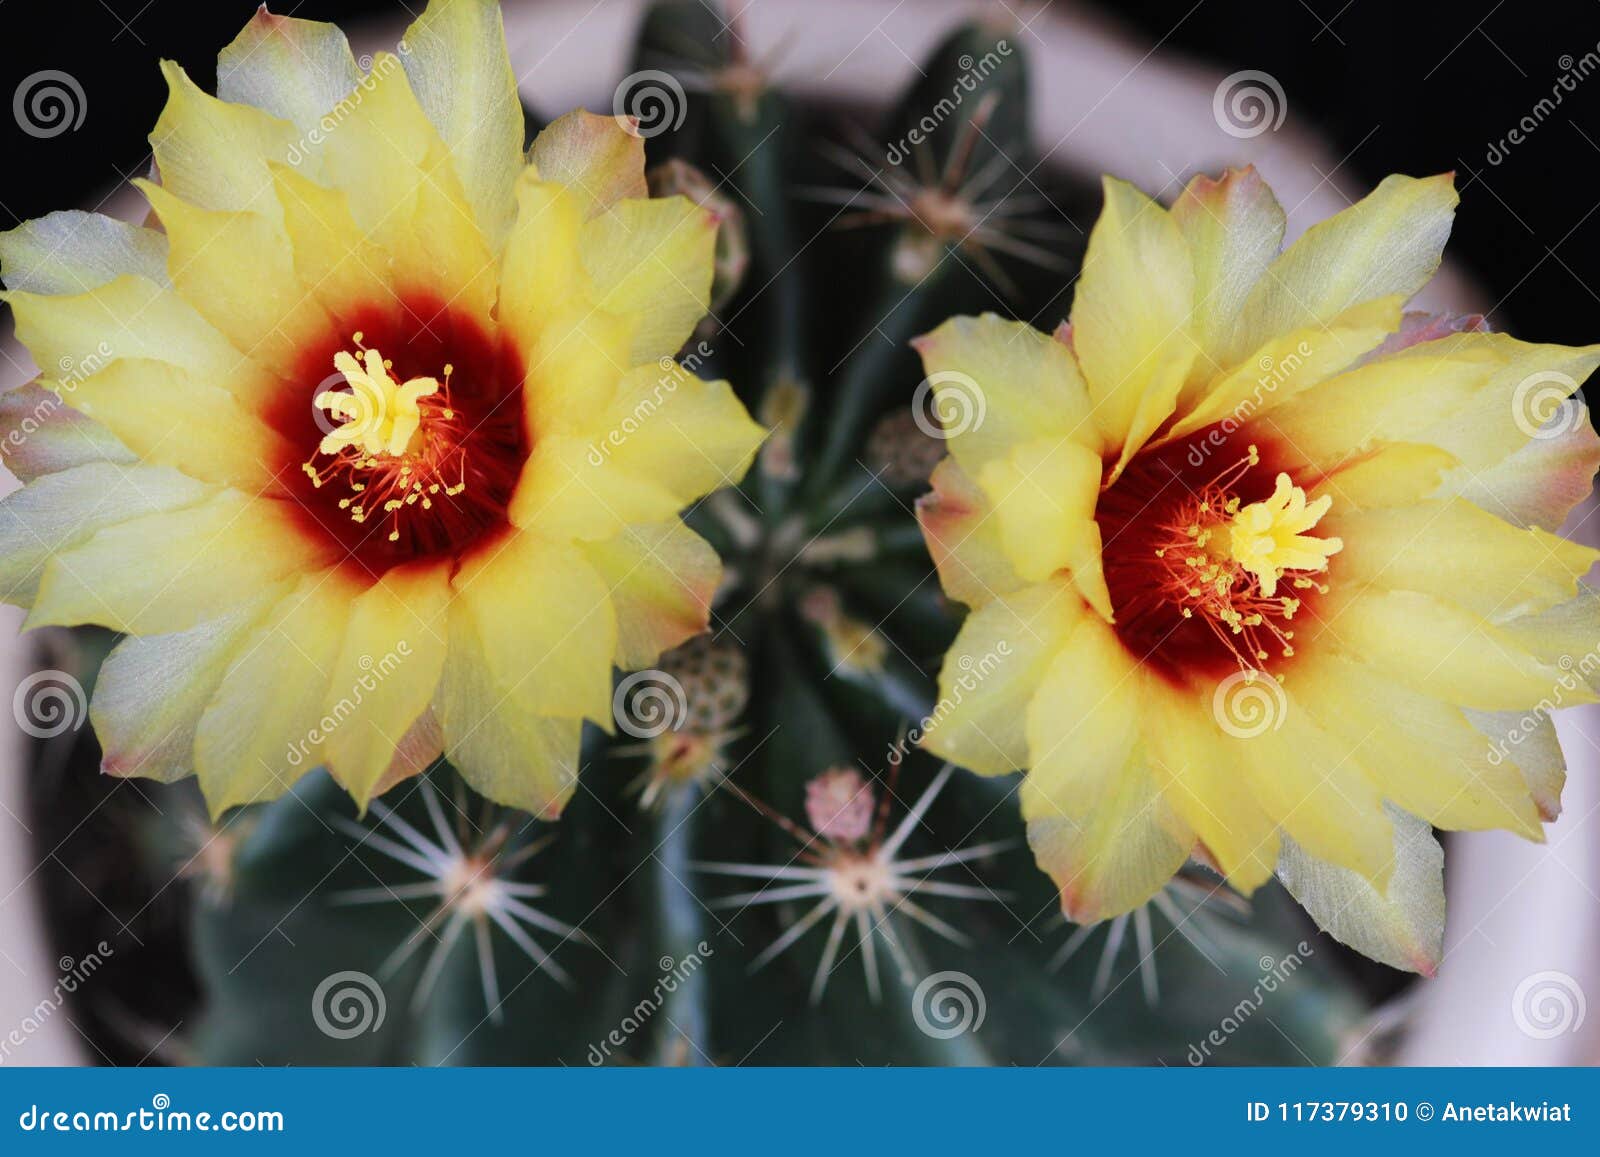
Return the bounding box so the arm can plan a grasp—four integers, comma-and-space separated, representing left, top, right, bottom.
1142, 451, 1339, 674
304, 345, 469, 547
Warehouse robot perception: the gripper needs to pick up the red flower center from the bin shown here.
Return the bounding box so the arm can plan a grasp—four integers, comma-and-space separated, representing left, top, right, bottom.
1095, 427, 1335, 686
266, 298, 529, 578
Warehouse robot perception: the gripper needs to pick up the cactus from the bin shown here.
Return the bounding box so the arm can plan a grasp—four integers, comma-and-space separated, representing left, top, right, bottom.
31, 2, 1376, 1066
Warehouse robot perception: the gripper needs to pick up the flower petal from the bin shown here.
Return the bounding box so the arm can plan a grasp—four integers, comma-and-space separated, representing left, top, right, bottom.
581, 196, 717, 364
1331, 498, 1597, 620
976, 435, 1112, 617
529, 110, 648, 220
450, 530, 618, 723
921, 579, 1082, 775
911, 313, 1097, 472
27, 491, 334, 635
1069, 176, 1196, 462
0, 462, 210, 605
216, 8, 360, 135
915, 456, 1025, 609
435, 596, 585, 819
0, 211, 168, 295
402, 0, 524, 250
1170, 166, 1285, 381
1022, 617, 1192, 921
150, 60, 303, 217
92, 588, 285, 781
62, 358, 293, 492
323, 562, 451, 807
1276, 805, 1444, 975
192, 570, 366, 815
580, 520, 719, 668
1232, 173, 1457, 354
0, 382, 133, 483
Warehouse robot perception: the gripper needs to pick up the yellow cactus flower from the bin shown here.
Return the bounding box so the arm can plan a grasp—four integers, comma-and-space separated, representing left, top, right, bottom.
914, 167, 1600, 971
0, 0, 764, 819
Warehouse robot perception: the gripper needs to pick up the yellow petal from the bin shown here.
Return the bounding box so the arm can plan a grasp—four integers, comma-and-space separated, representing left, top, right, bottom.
311, 53, 496, 315
0, 382, 133, 483
1165, 295, 1401, 440
27, 492, 334, 635
581, 195, 717, 363
915, 456, 1026, 609
192, 570, 366, 815
498, 175, 586, 352
1294, 652, 1543, 837
976, 436, 1112, 618
1152, 700, 1280, 892
579, 363, 766, 506
150, 60, 303, 218
216, 8, 360, 134
1232, 173, 1457, 354
435, 594, 585, 818
1272, 332, 1600, 473
401, 0, 524, 249
1439, 399, 1600, 530
921, 579, 1082, 775
529, 110, 648, 220
581, 521, 719, 668
0, 211, 168, 295
1310, 442, 1459, 511
323, 562, 451, 807
5, 274, 248, 389
1237, 702, 1395, 888
92, 588, 286, 781
1330, 498, 1597, 620
1069, 176, 1196, 461
63, 358, 293, 492
1170, 167, 1285, 382
451, 530, 618, 723
521, 304, 632, 436
911, 313, 1097, 472
137, 182, 329, 378
508, 434, 684, 541
269, 164, 396, 323
1313, 587, 1583, 710
0, 462, 210, 605
1022, 617, 1192, 921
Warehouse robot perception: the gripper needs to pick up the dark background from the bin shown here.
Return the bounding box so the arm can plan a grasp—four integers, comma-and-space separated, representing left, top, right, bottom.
3, 1, 1599, 344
